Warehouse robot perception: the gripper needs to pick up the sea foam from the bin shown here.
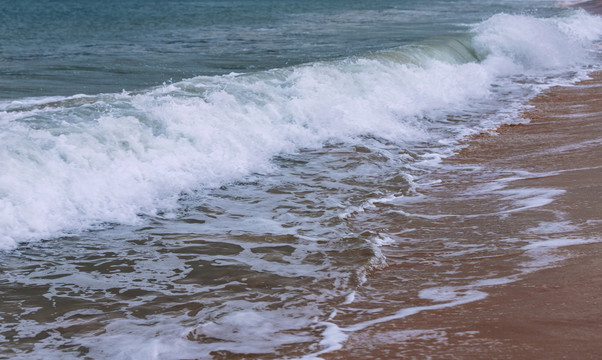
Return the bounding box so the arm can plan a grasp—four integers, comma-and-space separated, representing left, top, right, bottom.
1, 10, 601, 250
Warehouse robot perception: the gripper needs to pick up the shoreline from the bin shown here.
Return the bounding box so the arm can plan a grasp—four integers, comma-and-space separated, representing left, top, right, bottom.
322, 77, 602, 359
324, 243, 602, 359
321, 14, 602, 360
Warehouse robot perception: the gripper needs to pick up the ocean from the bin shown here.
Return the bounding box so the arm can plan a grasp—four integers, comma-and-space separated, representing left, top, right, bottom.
1, 0, 601, 358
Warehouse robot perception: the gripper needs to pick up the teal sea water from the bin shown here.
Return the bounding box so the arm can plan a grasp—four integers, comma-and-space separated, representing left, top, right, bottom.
1, 0, 601, 358
0, 0, 567, 99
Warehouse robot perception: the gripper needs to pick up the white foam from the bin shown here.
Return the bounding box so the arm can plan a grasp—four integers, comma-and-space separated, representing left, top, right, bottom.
317, 322, 349, 353
342, 291, 356, 305
497, 188, 566, 214
344, 288, 487, 333
527, 221, 581, 235
473, 10, 602, 72
370, 234, 396, 246
1, 11, 602, 249
522, 237, 598, 250
519, 237, 601, 270
67, 308, 318, 360
0, 59, 486, 249
392, 186, 564, 220
338, 193, 403, 219
472, 276, 517, 287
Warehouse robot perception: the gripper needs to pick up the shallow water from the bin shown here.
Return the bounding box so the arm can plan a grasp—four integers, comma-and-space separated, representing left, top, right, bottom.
1, 1, 602, 358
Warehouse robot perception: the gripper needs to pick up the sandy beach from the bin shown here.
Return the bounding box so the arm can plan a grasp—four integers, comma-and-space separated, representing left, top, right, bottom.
328, 76, 602, 359
323, 11, 602, 360
1, 2, 600, 358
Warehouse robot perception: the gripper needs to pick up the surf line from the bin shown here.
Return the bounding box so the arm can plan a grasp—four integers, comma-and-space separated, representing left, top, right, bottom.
299, 286, 489, 359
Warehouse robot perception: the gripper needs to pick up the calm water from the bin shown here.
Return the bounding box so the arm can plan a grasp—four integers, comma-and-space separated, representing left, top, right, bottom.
1, 0, 601, 358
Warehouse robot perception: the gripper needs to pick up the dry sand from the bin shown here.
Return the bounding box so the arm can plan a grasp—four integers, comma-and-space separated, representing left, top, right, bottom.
322, 35, 602, 360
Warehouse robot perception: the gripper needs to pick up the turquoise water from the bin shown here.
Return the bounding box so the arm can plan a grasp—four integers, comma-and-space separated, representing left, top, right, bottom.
1, 0, 559, 99
1, 1, 601, 358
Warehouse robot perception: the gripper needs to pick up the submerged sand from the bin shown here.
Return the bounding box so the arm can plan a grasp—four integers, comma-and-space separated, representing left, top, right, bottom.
322, 51, 602, 360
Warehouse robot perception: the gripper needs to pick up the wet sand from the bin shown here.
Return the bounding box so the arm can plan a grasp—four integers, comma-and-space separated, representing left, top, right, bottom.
323, 32, 602, 360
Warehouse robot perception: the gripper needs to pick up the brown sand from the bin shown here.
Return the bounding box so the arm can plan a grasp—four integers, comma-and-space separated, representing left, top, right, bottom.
322, 38, 602, 360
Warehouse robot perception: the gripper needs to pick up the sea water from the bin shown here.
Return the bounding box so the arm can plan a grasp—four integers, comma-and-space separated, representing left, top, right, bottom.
1, 1, 601, 358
